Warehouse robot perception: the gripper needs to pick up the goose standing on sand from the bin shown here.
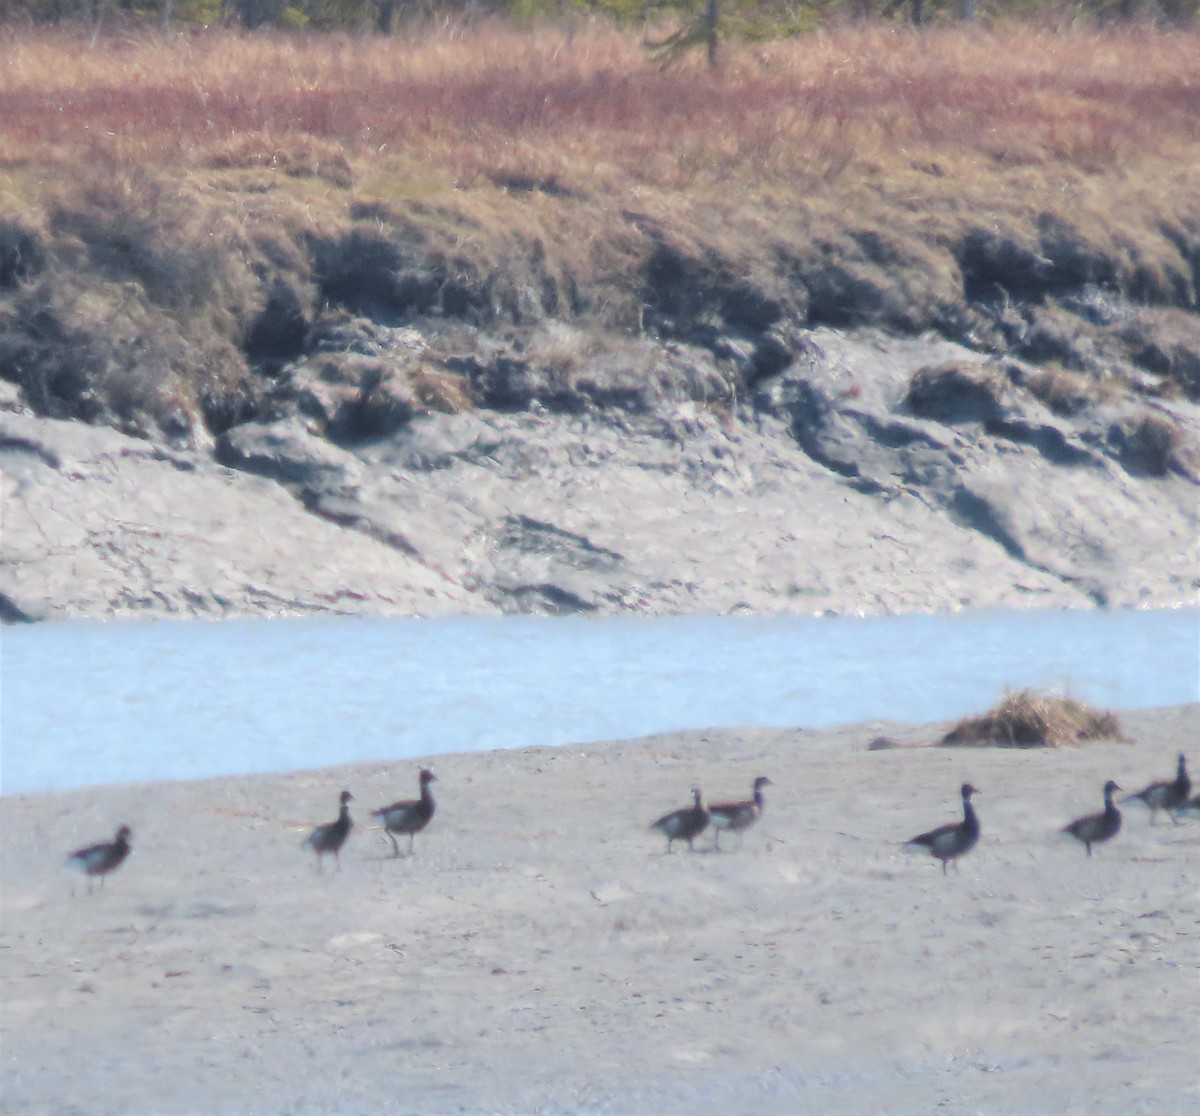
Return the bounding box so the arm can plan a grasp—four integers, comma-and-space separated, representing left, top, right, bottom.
372, 769, 438, 857
709, 776, 773, 850
650, 788, 709, 853
302, 791, 354, 872
66, 825, 132, 892
1063, 780, 1122, 856
905, 783, 981, 875
1123, 753, 1190, 825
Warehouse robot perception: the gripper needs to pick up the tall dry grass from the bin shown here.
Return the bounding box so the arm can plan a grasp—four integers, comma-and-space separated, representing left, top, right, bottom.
1, 22, 1198, 194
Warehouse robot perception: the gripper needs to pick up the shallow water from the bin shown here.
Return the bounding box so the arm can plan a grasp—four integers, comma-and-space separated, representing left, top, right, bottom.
1, 608, 1197, 795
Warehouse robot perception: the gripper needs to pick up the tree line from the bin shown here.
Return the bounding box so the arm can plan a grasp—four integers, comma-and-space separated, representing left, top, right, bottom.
4, 0, 1197, 32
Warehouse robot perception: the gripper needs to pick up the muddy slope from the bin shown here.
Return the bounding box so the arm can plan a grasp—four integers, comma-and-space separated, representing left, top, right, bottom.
2, 316, 1196, 623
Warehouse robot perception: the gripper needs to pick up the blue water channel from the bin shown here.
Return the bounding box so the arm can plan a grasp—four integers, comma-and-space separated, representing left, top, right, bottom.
1, 608, 1197, 795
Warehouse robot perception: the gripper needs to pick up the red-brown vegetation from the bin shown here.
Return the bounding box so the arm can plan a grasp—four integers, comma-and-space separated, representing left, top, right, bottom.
2, 23, 1197, 188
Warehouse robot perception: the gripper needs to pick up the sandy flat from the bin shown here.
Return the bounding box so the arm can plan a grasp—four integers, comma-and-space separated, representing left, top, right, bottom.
1, 705, 1197, 1115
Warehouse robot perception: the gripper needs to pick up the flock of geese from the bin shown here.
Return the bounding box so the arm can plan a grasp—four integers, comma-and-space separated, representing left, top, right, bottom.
65, 754, 1195, 890
650, 753, 1194, 875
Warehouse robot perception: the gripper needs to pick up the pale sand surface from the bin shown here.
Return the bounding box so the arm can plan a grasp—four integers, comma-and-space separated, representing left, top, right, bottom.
2, 705, 1198, 1115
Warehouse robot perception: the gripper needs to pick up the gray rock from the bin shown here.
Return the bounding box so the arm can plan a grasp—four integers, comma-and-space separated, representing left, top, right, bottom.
215, 418, 364, 498
751, 328, 1198, 610
0, 412, 481, 622
3, 324, 1197, 624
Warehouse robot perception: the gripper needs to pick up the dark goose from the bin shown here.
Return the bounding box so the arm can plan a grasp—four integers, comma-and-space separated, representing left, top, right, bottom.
709, 776, 773, 850
650, 788, 710, 853
1123, 753, 1190, 825
372, 769, 438, 857
66, 825, 132, 892
302, 790, 354, 872
905, 783, 981, 875
1063, 780, 1122, 856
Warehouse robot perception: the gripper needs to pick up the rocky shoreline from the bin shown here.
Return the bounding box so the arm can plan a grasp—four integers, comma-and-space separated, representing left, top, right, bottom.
2, 316, 1198, 624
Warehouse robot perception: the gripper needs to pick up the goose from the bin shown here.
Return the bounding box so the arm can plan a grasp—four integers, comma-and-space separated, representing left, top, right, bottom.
302, 791, 354, 872
709, 776, 773, 850
1123, 753, 1190, 825
905, 783, 981, 875
66, 825, 132, 892
372, 769, 438, 857
650, 788, 709, 852
1063, 780, 1122, 856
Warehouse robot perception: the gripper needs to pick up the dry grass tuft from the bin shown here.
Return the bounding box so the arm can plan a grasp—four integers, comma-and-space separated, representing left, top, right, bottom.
1025, 364, 1117, 415
940, 690, 1125, 749
904, 361, 1009, 424
1119, 307, 1200, 401
406, 363, 474, 415
1112, 410, 1191, 477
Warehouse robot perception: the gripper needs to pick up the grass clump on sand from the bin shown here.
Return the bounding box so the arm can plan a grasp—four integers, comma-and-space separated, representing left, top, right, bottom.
940, 690, 1125, 749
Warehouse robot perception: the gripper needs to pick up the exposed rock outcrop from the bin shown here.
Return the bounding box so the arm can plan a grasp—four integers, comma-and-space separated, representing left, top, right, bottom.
3, 322, 1196, 623
0, 410, 477, 622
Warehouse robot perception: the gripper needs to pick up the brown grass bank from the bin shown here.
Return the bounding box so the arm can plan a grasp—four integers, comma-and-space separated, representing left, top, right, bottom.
1, 21, 1199, 441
